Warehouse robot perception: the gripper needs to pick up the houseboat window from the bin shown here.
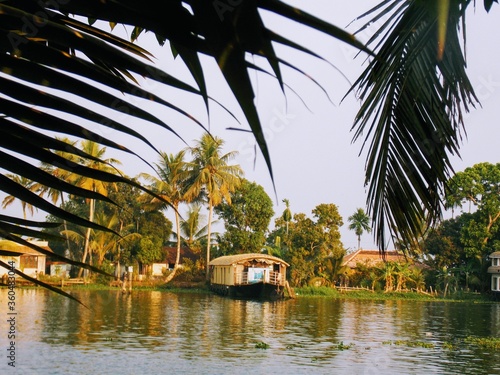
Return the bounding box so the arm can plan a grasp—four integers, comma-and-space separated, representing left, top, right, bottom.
493, 258, 499, 266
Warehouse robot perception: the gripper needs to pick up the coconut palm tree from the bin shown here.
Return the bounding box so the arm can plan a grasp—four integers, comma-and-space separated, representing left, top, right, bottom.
178, 203, 210, 253
323, 255, 350, 287
348, 208, 371, 250
140, 151, 189, 283
185, 134, 243, 280
71, 140, 121, 271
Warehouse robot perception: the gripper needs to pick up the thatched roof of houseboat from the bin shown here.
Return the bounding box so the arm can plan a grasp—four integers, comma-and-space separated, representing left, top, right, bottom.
489, 251, 500, 259
209, 253, 289, 267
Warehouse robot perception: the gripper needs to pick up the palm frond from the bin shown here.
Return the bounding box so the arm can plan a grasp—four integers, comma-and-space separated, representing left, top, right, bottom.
351, 0, 478, 249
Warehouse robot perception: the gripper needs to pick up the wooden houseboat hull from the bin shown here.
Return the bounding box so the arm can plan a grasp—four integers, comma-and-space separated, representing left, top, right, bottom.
210, 281, 285, 300
208, 253, 290, 300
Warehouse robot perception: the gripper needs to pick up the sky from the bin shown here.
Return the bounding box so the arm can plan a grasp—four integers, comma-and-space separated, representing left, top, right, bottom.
2, 1, 500, 252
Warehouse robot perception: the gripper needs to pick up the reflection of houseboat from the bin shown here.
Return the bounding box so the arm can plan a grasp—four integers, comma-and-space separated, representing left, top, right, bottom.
208, 253, 290, 300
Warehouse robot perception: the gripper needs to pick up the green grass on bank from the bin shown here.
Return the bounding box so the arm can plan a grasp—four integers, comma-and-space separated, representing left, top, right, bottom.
293, 286, 493, 303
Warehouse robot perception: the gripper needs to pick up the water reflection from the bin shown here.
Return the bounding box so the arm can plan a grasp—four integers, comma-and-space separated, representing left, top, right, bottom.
1, 289, 500, 374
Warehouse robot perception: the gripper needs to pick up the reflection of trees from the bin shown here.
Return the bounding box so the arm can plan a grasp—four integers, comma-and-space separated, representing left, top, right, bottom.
13, 290, 500, 373
39, 291, 173, 347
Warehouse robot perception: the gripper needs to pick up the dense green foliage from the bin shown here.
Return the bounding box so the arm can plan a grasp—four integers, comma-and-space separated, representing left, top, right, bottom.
420, 163, 500, 291
215, 179, 274, 255
268, 203, 345, 287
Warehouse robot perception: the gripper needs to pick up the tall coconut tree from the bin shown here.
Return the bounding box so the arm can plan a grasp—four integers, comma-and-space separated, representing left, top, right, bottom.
140, 151, 188, 283
348, 208, 371, 250
178, 203, 210, 253
185, 134, 243, 280
71, 140, 121, 272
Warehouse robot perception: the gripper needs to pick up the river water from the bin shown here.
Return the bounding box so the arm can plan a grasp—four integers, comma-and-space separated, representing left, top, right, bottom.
1, 289, 500, 374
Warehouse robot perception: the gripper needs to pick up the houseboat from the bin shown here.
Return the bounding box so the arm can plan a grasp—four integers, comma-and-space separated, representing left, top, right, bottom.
208, 253, 290, 300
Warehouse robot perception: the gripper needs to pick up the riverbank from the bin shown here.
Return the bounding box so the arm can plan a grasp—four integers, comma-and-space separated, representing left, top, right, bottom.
13, 281, 493, 303
294, 285, 494, 303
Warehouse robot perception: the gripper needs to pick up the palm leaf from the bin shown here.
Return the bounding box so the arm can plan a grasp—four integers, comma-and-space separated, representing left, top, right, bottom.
351, 0, 478, 250
0, 214, 61, 228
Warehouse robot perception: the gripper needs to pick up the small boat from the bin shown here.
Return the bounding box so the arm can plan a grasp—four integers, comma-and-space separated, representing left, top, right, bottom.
208, 253, 291, 300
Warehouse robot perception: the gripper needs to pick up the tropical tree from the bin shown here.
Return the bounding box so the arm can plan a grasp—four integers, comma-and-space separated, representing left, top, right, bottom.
178, 203, 209, 253
276, 203, 345, 287
350, 0, 490, 250
101, 181, 145, 276
263, 236, 284, 258
215, 179, 274, 255
407, 268, 427, 292
445, 162, 500, 251
323, 255, 350, 287
70, 140, 121, 274
348, 208, 371, 250
185, 134, 243, 279
131, 210, 173, 272
376, 261, 397, 292
64, 212, 140, 267
175, 203, 211, 277
140, 151, 189, 283
282, 199, 292, 236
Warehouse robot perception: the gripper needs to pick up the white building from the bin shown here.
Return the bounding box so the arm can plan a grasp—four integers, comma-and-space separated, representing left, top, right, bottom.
0, 240, 52, 278
487, 251, 500, 292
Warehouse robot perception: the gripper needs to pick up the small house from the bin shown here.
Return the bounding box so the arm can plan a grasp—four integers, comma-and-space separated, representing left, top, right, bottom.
150, 246, 199, 277
487, 251, 500, 293
0, 240, 52, 278
48, 261, 72, 278
342, 249, 406, 269
208, 253, 290, 299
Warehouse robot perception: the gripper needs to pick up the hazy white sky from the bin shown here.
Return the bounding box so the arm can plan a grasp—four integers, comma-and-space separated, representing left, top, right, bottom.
2, 1, 500, 251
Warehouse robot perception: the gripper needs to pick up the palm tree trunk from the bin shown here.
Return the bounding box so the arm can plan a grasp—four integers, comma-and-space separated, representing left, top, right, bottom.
60, 194, 72, 259
164, 207, 182, 284
205, 200, 213, 281
78, 198, 95, 277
